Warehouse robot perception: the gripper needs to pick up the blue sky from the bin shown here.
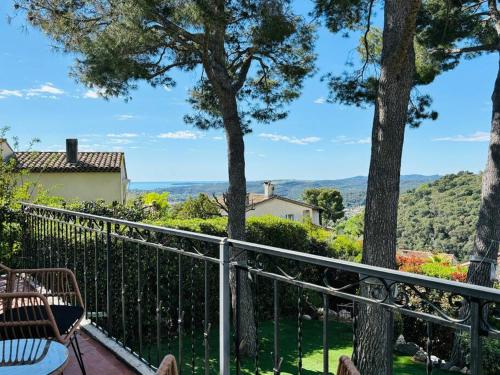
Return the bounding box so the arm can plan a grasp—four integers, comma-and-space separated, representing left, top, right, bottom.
0, 2, 496, 182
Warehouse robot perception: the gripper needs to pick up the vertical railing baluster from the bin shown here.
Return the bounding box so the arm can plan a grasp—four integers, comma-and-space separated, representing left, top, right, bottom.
254, 274, 259, 375
351, 302, 358, 366
323, 294, 329, 375
138, 243, 143, 358
58, 219, 61, 268
73, 222, 77, 276
22, 211, 27, 266
273, 280, 281, 375
121, 238, 126, 348
39, 215, 43, 268
166, 252, 172, 354
49, 219, 53, 266
203, 259, 210, 375
235, 266, 241, 375
219, 238, 230, 375
106, 222, 112, 334
59, 219, 63, 268
156, 246, 161, 367
83, 228, 88, 320
65, 219, 69, 268
297, 286, 303, 375
178, 254, 184, 375
470, 300, 482, 375
190, 257, 195, 375
35, 215, 40, 269
94, 229, 99, 326
426, 322, 433, 375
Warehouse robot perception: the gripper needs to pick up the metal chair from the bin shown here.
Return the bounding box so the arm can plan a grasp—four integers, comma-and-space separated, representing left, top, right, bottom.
0, 264, 86, 374
337, 355, 360, 375
156, 354, 178, 375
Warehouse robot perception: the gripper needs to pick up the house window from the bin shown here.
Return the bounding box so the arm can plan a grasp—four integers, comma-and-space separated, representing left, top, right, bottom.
286, 214, 295, 221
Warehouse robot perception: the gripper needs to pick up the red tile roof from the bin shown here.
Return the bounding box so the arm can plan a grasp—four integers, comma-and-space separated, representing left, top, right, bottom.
15, 152, 123, 173
247, 193, 322, 210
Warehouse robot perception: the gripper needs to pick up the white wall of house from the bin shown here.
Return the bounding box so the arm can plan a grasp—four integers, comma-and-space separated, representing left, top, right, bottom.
120, 159, 129, 203
246, 198, 321, 225
24, 171, 127, 203
0, 139, 14, 160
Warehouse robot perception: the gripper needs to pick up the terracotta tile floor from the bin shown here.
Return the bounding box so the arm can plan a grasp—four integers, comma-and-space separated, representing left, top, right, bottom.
65, 331, 136, 375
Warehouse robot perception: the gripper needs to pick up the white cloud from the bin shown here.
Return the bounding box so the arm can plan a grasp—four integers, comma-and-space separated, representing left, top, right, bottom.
83, 89, 105, 99
163, 85, 172, 92
0, 84, 64, 100
314, 96, 326, 104
158, 130, 201, 140
316, 148, 325, 152
26, 83, 64, 96
259, 133, 321, 145
433, 131, 490, 143
212, 136, 224, 141
79, 143, 104, 151
115, 114, 134, 121
107, 133, 138, 138
0, 89, 23, 98
108, 138, 133, 145
332, 135, 370, 145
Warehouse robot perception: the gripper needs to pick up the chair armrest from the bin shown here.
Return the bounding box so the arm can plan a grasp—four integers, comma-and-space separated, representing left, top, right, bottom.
8, 268, 84, 310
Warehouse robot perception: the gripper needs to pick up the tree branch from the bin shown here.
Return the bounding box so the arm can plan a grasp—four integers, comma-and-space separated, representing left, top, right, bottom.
359, 0, 375, 78
212, 193, 228, 215
147, 59, 202, 79
232, 53, 253, 91
146, 20, 203, 47
430, 43, 499, 55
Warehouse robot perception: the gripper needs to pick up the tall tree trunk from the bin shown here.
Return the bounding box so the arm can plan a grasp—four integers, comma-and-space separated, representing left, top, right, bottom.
467, 55, 500, 288
354, 1, 420, 374
449, 52, 500, 368
221, 92, 257, 357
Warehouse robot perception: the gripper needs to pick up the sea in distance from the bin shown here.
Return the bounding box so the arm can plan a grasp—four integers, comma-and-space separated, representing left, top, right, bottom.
129, 181, 220, 191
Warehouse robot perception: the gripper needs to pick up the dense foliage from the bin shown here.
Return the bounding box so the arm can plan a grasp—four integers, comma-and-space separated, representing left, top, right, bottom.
302, 187, 344, 225
397, 172, 481, 261
170, 194, 221, 220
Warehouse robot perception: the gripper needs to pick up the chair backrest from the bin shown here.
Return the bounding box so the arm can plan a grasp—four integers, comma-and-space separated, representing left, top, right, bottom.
337, 355, 360, 375
156, 355, 178, 375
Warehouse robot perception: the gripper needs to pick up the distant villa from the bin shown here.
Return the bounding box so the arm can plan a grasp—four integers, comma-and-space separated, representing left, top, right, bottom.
1, 138, 129, 204
218, 181, 323, 226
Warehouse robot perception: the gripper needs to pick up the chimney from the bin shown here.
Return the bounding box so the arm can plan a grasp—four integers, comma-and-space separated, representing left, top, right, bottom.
66, 139, 78, 164
264, 181, 274, 198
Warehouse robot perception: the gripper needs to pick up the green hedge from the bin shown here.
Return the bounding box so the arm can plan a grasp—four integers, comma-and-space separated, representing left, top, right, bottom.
149, 215, 331, 252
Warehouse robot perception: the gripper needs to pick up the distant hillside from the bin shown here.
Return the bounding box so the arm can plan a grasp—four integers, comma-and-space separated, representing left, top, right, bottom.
397, 172, 481, 261
130, 174, 439, 208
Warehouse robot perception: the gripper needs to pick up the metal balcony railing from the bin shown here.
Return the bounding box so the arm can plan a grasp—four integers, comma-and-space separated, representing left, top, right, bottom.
2, 203, 500, 374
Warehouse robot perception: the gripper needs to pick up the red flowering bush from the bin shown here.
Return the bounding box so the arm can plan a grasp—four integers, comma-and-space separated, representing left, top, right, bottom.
396, 253, 468, 281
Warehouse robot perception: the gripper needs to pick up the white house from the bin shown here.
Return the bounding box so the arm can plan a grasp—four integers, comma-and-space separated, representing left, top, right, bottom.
2, 138, 129, 204
0, 138, 14, 160
220, 181, 323, 225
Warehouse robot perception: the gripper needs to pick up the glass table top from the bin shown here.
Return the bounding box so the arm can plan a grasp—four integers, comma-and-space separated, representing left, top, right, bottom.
0, 339, 68, 375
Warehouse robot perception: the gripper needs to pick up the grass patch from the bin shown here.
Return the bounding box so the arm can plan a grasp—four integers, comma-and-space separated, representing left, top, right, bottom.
143, 319, 448, 374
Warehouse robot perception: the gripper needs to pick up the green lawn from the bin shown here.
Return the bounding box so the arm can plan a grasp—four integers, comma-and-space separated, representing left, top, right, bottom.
143, 319, 449, 374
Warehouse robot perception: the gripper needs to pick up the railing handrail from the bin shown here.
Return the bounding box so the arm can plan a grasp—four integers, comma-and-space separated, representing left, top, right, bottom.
230, 239, 500, 302
21, 202, 223, 244
21, 202, 500, 302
